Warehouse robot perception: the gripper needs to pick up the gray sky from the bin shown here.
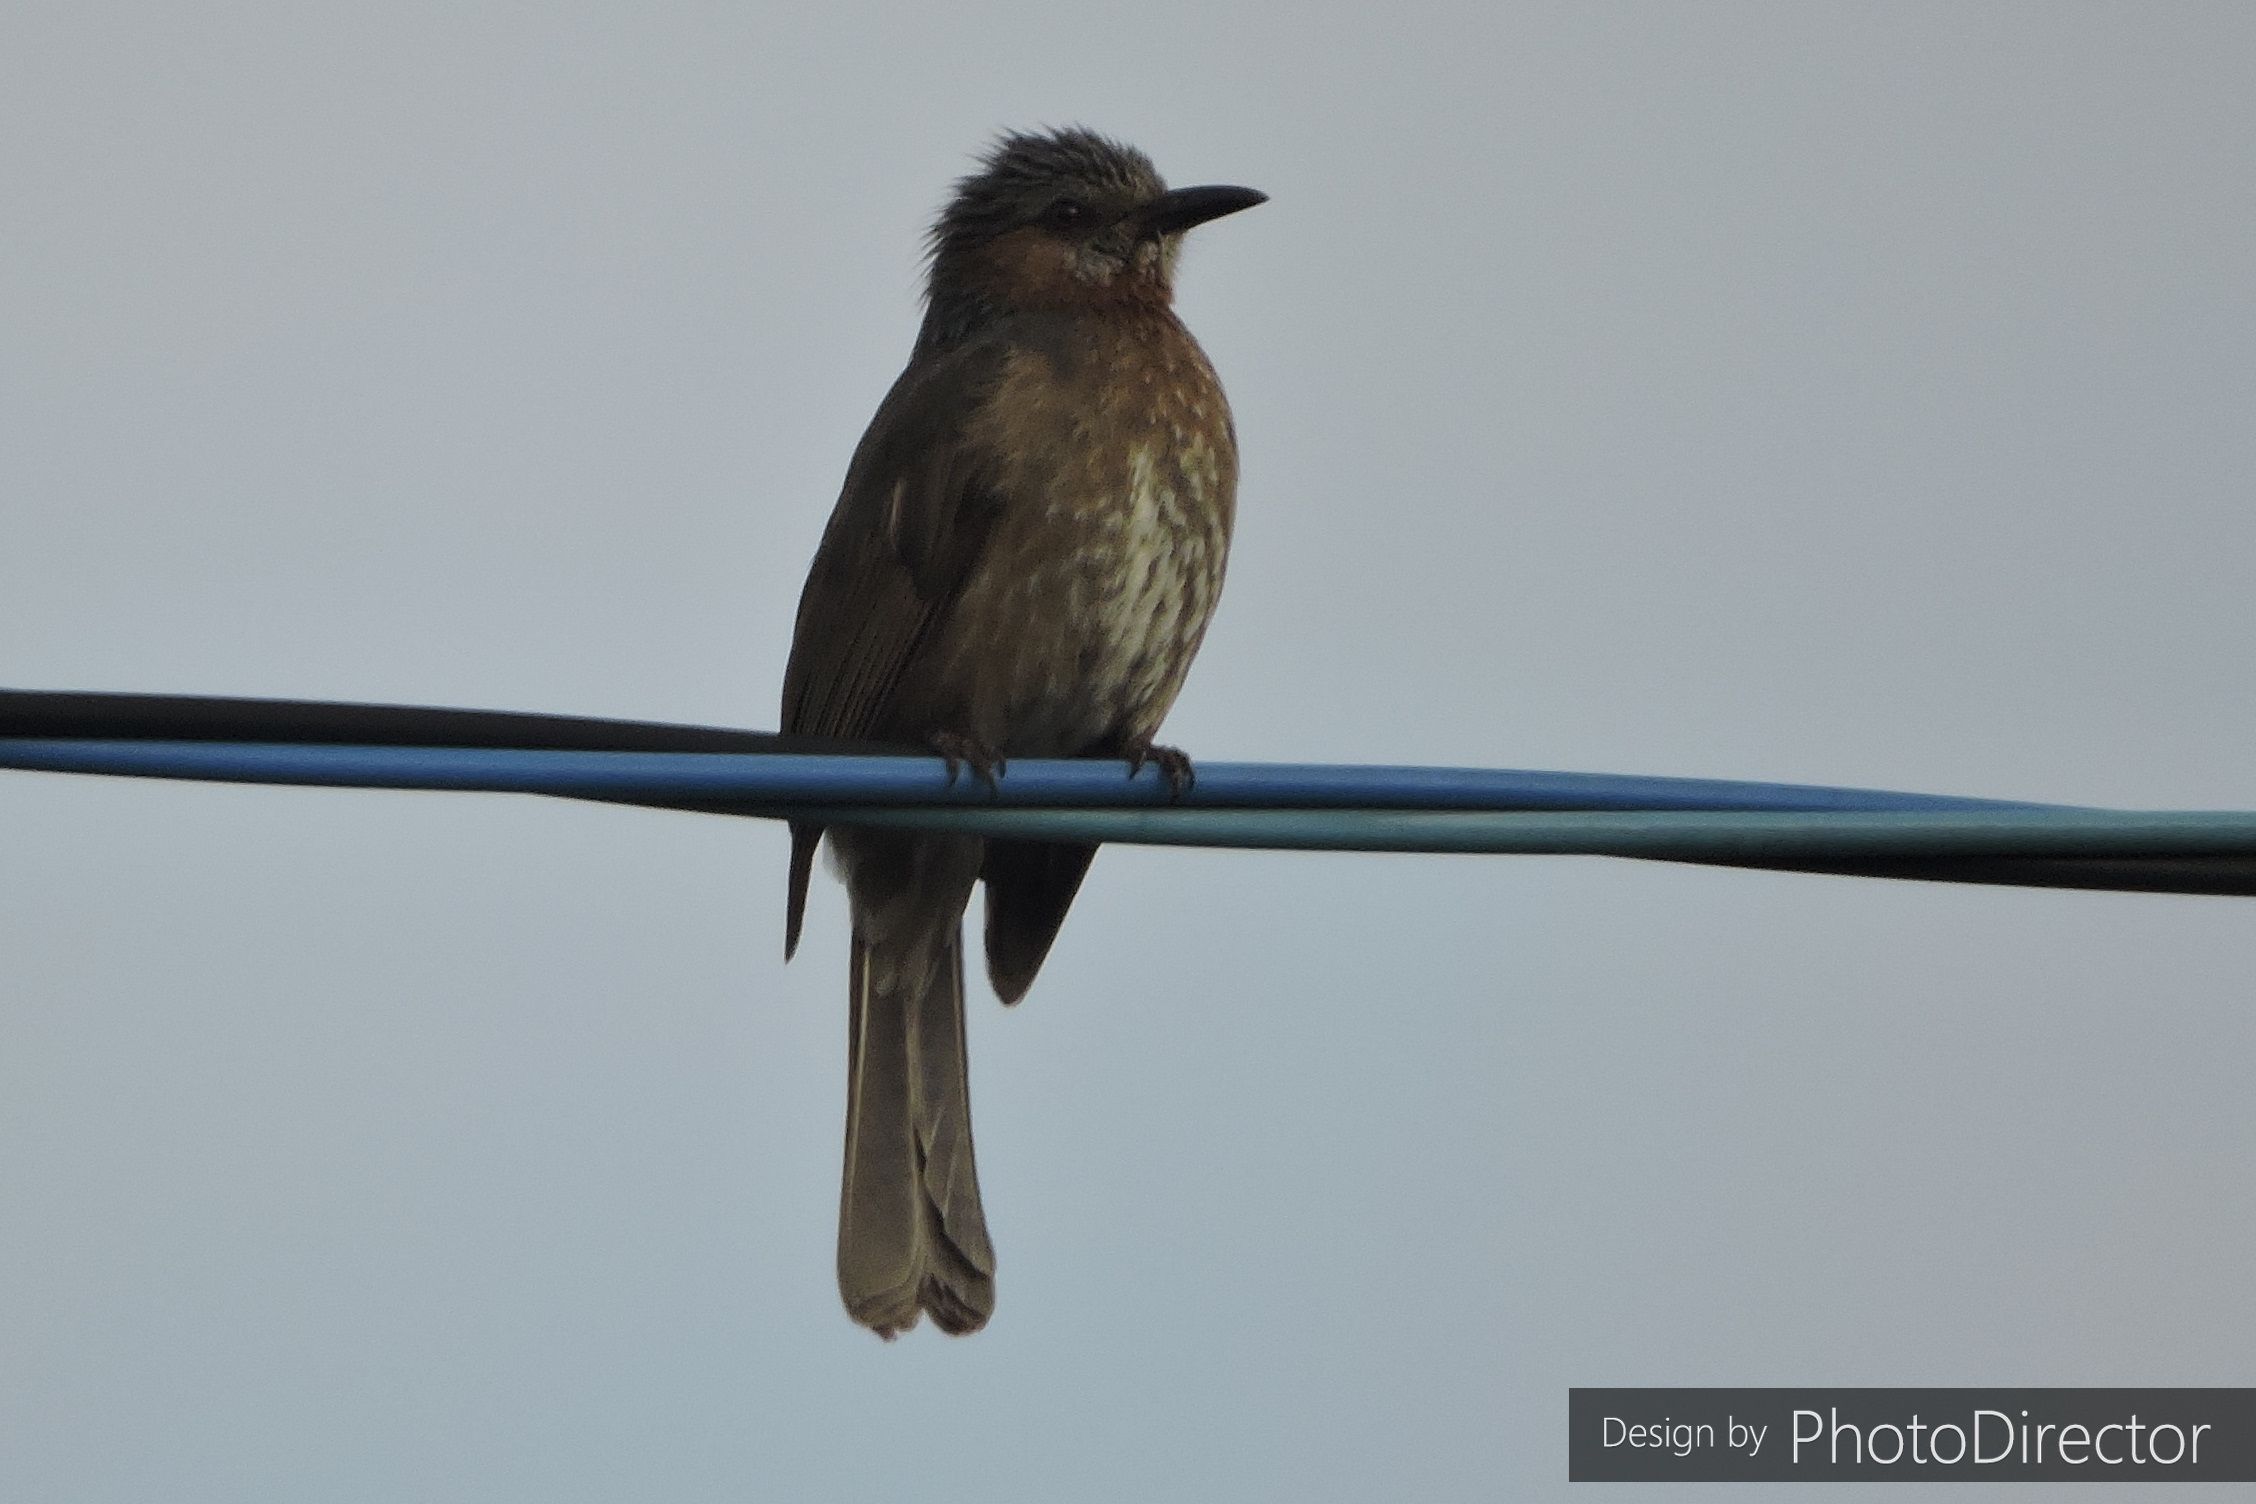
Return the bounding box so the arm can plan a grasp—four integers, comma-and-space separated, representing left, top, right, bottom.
5, 4, 2254, 1499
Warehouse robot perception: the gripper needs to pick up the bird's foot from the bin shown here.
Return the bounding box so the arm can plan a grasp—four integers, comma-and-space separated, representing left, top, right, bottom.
929, 730, 1005, 792
1122, 737, 1195, 800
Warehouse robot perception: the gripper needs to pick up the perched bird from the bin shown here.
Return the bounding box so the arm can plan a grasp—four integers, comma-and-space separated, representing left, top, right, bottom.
780, 128, 1262, 1336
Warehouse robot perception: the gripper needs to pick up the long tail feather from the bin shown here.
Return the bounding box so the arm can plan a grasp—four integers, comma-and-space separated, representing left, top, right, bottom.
838, 922, 995, 1336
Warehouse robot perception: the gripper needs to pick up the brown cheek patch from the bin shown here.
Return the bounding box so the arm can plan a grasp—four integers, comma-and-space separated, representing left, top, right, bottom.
978, 228, 1078, 303
976, 227, 1169, 312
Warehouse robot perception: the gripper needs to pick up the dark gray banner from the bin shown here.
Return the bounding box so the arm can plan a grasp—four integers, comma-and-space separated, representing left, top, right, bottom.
1569, 1389, 2256, 1483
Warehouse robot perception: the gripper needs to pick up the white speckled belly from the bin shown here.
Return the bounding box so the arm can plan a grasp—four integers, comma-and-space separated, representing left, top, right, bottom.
925, 318, 1237, 756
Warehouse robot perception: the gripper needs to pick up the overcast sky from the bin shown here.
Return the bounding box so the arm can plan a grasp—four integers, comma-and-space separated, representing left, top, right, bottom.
5, 5, 2254, 1500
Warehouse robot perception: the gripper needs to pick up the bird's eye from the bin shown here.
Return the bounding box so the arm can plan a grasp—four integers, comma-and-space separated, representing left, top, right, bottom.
1042, 197, 1089, 230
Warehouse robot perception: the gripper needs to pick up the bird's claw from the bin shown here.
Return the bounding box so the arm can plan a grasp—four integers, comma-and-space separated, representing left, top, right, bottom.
1122, 739, 1195, 800
929, 731, 1005, 793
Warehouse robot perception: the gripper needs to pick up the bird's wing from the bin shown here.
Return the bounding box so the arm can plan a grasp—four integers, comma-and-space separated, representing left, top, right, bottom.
780, 339, 1015, 957
781, 339, 1012, 744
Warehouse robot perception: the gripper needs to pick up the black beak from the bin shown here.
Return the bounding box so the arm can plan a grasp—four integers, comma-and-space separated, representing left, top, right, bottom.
1136, 184, 1268, 237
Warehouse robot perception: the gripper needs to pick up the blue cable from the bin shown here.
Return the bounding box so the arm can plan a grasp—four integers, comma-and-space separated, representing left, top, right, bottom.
0, 738, 2040, 814
7, 738, 2254, 882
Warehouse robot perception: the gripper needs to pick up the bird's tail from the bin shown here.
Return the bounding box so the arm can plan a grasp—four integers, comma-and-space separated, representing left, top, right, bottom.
838, 920, 996, 1336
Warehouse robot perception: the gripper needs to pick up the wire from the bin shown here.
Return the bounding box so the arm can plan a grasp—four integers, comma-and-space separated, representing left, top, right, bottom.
0, 737, 2040, 813
5, 689, 2253, 896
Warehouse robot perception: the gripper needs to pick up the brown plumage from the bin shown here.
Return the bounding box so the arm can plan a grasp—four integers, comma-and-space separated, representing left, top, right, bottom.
779, 128, 1262, 1336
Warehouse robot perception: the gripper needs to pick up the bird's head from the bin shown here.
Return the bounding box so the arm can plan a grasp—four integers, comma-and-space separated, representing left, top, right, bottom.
921, 127, 1263, 339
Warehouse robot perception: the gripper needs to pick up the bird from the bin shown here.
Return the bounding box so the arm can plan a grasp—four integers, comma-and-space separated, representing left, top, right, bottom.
779, 128, 1263, 1337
